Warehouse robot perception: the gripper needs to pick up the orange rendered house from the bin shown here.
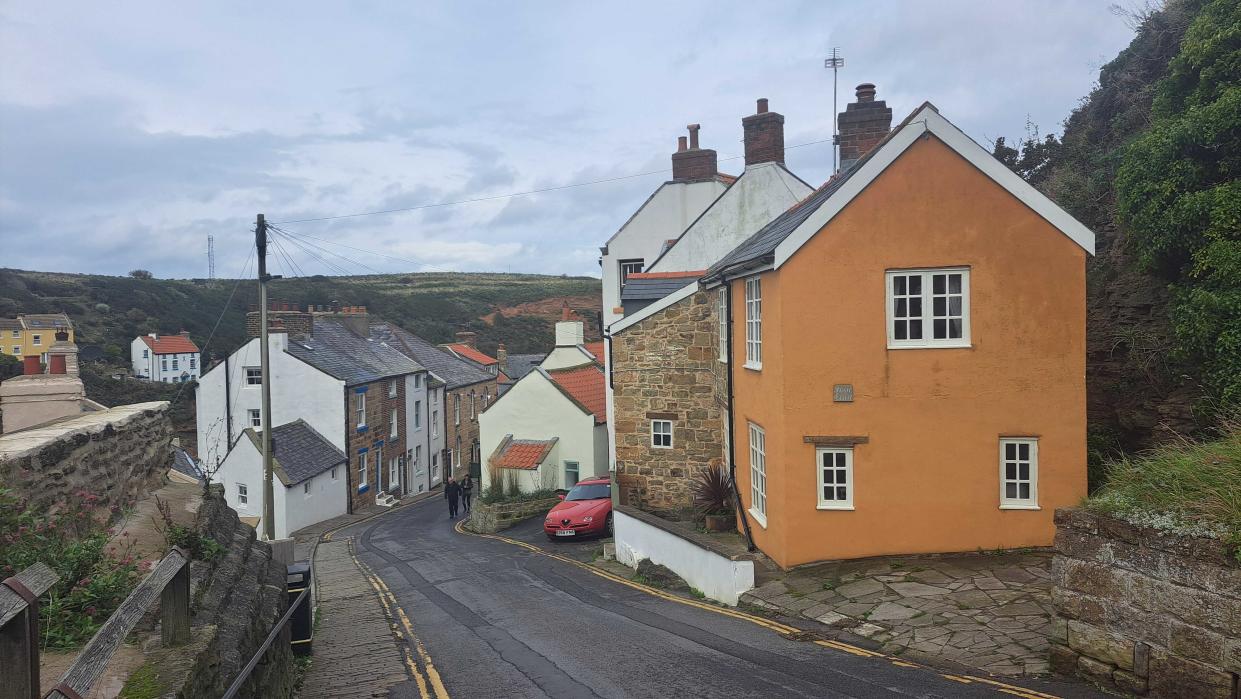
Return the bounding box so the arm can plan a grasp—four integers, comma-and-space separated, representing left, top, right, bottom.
703, 103, 1094, 569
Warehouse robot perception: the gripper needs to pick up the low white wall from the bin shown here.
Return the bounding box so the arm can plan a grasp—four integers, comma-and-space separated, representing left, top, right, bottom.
613, 510, 754, 606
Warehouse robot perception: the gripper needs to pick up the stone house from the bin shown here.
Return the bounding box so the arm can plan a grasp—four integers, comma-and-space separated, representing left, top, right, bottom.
609, 85, 1096, 569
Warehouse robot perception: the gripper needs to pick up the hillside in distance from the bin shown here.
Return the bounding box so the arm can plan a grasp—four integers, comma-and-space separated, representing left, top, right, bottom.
0, 268, 603, 363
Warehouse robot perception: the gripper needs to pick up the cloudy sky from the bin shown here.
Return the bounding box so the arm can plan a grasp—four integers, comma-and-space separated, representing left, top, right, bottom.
0, 2, 1136, 280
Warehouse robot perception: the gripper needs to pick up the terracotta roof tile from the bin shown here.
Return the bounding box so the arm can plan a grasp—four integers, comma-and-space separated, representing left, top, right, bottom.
444, 343, 497, 366
140, 334, 200, 354
582, 342, 604, 365
546, 364, 607, 423
492, 437, 557, 470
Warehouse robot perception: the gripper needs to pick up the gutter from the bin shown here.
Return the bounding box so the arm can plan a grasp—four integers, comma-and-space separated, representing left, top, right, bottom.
725, 279, 756, 552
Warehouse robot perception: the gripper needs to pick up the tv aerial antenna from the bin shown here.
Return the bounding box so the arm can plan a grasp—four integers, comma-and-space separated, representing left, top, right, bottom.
825, 47, 845, 173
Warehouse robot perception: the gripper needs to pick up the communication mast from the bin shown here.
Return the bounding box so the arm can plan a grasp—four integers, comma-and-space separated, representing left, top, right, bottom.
825, 47, 845, 173
207, 235, 216, 280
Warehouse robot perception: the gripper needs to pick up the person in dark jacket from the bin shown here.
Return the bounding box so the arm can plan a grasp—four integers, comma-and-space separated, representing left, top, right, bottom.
460, 475, 474, 513
444, 477, 461, 519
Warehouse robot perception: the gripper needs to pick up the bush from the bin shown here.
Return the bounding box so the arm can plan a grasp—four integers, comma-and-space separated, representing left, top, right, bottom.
0, 489, 141, 649
691, 463, 733, 516
1087, 418, 1241, 560
154, 496, 223, 561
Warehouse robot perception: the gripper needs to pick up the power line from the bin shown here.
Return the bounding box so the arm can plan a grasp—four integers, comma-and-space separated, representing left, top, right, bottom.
270, 224, 383, 275
271, 137, 835, 225
271, 229, 351, 275
269, 223, 457, 274
169, 248, 254, 409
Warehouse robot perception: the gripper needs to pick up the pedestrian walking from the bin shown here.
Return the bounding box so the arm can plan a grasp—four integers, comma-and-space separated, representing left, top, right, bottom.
445, 477, 462, 519
461, 474, 474, 513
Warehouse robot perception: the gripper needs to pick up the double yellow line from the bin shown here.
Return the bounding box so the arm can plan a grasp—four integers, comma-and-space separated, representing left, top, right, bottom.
346, 537, 450, 699
453, 521, 1064, 699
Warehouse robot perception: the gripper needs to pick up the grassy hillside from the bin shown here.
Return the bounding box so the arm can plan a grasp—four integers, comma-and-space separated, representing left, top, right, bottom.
0, 268, 602, 362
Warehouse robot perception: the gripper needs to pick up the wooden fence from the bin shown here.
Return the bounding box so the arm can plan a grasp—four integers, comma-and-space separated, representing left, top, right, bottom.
0, 548, 189, 699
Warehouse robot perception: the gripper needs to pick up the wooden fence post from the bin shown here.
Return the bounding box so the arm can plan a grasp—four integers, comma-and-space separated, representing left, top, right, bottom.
0, 563, 59, 699
160, 548, 190, 647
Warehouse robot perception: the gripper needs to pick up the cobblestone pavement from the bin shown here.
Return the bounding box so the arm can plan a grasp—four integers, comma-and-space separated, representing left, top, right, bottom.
298, 539, 413, 699
742, 550, 1055, 677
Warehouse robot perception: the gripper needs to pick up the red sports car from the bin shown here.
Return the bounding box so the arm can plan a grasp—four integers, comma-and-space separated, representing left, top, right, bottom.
544, 477, 613, 540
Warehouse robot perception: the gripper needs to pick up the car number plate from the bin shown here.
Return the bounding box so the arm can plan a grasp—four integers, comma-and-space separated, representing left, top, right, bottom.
555, 530, 576, 536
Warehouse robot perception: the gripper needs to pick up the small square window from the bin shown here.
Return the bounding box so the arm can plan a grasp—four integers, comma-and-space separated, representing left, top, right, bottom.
651, 420, 673, 449
31, 334, 41, 346
816, 448, 854, 510
237, 483, 248, 505
248, 409, 261, 428
999, 438, 1038, 508
245, 367, 262, 386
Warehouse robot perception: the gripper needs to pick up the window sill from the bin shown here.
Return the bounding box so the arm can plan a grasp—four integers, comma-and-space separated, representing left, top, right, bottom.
747, 508, 767, 529
886, 342, 973, 350
999, 503, 1041, 510
816, 505, 855, 511
651, 445, 673, 450
743, 362, 762, 371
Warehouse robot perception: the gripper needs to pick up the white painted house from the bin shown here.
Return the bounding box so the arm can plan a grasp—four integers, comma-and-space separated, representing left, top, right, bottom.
131, 332, 201, 383
479, 352, 607, 494
214, 420, 348, 539
599, 125, 732, 329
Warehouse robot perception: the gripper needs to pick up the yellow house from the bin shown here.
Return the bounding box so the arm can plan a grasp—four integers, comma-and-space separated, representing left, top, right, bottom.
1, 313, 75, 361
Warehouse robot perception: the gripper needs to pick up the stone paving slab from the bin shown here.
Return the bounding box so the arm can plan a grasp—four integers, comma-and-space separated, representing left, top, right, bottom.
741, 550, 1055, 676
298, 539, 409, 699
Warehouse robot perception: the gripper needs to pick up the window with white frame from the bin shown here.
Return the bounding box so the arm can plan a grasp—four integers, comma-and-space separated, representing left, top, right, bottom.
12, 346, 19, 355
618, 259, 644, 293
388, 380, 398, 398
886, 268, 970, 348
1000, 438, 1038, 508
248, 409, 261, 428
10, 330, 18, 338
718, 287, 728, 363
432, 410, 439, 438
237, 483, 248, 505
390, 408, 399, 438
454, 395, 460, 425
415, 446, 423, 474
745, 277, 762, 368
470, 392, 476, 420
748, 423, 766, 523
817, 448, 854, 509
358, 451, 368, 488
245, 367, 262, 385
162, 359, 168, 372
189, 357, 196, 369
303, 482, 311, 495
431, 453, 439, 480
651, 420, 673, 449
389, 458, 400, 489
356, 392, 366, 428
414, 400, 422, 429
142, 349, 148, 358
564, 461, 580, 487
415, 373, 422, 389
172, 358, 179, 370
31, 334, 41, 346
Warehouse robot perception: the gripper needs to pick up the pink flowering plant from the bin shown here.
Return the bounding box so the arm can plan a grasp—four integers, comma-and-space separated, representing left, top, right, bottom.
0, 488, 140, 649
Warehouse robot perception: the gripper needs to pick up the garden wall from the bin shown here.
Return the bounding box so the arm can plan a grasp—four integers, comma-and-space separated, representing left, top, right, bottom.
614, 506, 755, 605
467, 496, 560, 534
0, 401, 171, 514
1050, 508, 1240, 697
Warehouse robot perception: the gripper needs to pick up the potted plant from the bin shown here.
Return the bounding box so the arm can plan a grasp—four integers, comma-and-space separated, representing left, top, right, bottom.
692, 463, 736, 532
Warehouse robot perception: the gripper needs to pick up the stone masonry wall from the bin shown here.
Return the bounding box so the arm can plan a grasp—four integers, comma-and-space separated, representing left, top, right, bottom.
346, 378, 408, 513
1050, 508, 1240, 698
467, 496, 560, 534
0, 401, 171, 515
613, 290, 727, 513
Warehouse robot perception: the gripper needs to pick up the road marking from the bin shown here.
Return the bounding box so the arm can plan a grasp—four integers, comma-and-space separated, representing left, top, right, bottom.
349, 537, 448, 699
454, 520, 1066, 699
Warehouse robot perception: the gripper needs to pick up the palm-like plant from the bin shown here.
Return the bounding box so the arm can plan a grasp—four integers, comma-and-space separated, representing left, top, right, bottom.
692, 463, 734, 516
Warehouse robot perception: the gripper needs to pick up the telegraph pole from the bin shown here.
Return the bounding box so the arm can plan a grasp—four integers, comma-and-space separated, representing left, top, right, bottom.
825, 47, 845, 173
256, 214, 277, 541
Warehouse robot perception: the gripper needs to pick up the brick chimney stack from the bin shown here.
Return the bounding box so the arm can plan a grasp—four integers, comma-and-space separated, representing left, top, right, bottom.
455, 331, 477, 349
837, 83, 892, 172
671, 124, 718, 182
742, 98, 785, 166
496, 343, 508, 375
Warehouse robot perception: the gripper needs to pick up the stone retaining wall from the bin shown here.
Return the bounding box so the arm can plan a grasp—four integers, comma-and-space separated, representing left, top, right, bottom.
1050, 508, 1240, 697
0, 401, 171, 515
467, 496, 560, 534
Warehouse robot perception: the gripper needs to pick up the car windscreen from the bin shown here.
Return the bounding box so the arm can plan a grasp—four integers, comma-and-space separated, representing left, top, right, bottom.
565, 484, 610, 501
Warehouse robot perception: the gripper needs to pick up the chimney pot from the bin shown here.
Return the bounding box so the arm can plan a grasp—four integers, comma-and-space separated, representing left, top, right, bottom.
49, 355, 67, 375
856, 83, 876, 102
757, 98, 769, 113
687, 124, 701, 149
22, 356, 40, 375
677, 135, 687, 152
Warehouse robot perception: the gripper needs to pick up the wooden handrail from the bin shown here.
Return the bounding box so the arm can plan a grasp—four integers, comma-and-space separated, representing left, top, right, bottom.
1, 563, 60, 699
43, 548, 189, 699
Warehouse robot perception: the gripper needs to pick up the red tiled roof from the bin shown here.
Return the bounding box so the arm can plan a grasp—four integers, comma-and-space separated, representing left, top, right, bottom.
492, 437, 557, 470
582, 342, 604, 365
547, 364, 607, 423
141, 334, 199, 354
627, 270, 706, 280
444, 343, 497, 366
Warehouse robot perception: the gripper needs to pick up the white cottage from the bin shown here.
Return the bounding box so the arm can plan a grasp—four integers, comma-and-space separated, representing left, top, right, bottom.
214, 420, 348, 538
131, 332, 201, 383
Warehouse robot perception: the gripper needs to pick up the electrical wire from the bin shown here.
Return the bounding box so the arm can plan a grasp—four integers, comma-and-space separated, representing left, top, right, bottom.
269, 224, 382, 275
168, 248, 254, 409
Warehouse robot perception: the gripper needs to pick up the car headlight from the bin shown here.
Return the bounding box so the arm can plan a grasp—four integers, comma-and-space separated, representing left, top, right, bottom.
582, 516, 593, 523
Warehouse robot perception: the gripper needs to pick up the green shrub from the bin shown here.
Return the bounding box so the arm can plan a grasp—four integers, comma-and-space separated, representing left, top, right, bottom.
0, 489, 141, 649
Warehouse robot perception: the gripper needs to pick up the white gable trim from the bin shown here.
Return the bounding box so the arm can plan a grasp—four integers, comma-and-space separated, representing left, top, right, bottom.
609, 280, 700, 334
772, 106, 1095, 270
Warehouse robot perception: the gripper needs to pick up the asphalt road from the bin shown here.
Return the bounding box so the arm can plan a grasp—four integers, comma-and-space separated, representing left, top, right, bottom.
336, 498, 1103, 699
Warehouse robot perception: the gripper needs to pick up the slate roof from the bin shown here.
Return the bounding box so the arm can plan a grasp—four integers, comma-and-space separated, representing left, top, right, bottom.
490, 435, 558, 470
286, 318, 423, 386
170, 447, 203, 481
545, 364, 607, 424
620, 273, 702, 302
369, 322, 492, 390
20, 313, 73, 330
140, 334, 200, 355
0, 318, 21, 330
245, 419, 347, 486
504, 353, 546, 381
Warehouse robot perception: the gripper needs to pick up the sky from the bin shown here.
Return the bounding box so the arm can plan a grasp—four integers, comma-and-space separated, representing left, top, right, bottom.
0, 2, 1138, 280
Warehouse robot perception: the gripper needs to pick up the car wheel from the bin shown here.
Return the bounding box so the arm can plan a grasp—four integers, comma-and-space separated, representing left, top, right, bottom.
605, 513, 613, 537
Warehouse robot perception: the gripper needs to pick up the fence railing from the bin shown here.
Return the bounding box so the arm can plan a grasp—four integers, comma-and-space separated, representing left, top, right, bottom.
0, 547, 190, 699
